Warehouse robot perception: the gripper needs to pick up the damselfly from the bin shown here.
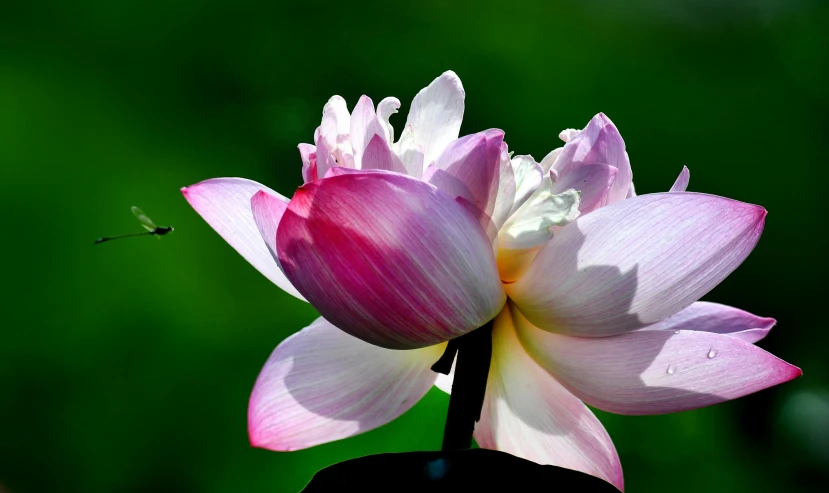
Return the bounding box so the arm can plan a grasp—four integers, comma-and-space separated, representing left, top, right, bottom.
94, 207, 174, 244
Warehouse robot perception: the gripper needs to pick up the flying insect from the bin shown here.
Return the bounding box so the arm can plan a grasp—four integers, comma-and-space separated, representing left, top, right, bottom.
94, 207, 174, 244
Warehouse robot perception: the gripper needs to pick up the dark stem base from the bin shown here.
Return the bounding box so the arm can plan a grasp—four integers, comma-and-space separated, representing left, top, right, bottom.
432, 321, 494, 451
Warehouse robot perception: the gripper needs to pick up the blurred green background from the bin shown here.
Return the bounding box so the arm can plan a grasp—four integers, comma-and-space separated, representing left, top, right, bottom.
1, 0, 827, 491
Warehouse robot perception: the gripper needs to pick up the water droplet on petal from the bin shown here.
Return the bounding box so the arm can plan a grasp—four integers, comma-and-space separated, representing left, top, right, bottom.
708, 349, 718, 359
666, 365, 676, 375
673, 330, 681, 335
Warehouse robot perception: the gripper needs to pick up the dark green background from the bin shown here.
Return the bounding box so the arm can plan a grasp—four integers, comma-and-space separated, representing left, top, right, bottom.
1, 1, 827, 491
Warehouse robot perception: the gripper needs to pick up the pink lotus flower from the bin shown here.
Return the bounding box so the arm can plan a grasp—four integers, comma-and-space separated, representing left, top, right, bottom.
182, 71, 800, 490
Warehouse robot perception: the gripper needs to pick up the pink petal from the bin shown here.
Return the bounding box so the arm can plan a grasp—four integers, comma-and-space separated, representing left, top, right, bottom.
669, 166, 690, 192
314, 126, 338, 180
250, 190, 288, 268
249, 317, 444, 451
550, 164, 617, 215
475, 308, 624, 490
507, 192, 767, 337
423, 166, 476, 205
181, 178, 304, 301
433, 129, 515, 228
423, 166, 498, 241
361, 134, 408, 173
553, 113, 632, 205
277, 172, 506, 349
403, 70, 465, 165
514, 306, 801, 415
298, 143, 317, 183
641, 301, 775, 344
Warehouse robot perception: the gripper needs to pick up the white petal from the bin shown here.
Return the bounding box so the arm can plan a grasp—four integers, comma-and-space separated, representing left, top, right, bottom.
377, 96, 401, 144
403, 70, 465, 166
507, 192, 767, 337
509, 155, 544, 215
498, 184, 580, 251
515, 306, 801, 415
249, 317, 445, 450
474, 308, 624, 490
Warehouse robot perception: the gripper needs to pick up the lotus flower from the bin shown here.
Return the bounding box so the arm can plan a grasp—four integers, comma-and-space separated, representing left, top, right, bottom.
182, 71, 800, 490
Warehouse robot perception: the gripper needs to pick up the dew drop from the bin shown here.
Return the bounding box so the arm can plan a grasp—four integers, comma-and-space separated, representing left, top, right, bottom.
708, 349, 718, 359
666, 365, 676, 375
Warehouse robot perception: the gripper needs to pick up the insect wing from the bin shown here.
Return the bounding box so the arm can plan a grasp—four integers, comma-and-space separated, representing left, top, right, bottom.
131, 206, 157, 232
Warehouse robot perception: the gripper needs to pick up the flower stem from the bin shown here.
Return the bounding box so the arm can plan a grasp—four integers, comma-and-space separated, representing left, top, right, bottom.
432, 320, 494, 451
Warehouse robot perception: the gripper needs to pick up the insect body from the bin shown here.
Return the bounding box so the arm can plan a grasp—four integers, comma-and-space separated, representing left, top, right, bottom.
94, 207, 174, 244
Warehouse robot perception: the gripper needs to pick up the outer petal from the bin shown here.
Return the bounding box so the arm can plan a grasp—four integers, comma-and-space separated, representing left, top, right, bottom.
250, 190, 288, 267
474, 308, 624, 490
669, 166, 690, 192
181, 178, 304, 301
514, 307, 801, 415
277, 172, 506, 349
402, 70, 465, 165
507, 192, 767, 337
641, 301, 775, 344
249, 317, 444, 451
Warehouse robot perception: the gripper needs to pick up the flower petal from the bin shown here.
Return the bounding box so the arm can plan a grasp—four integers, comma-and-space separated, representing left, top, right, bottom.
507, 192, 767, 337
474, 308, 624, 490
349, 95, 385, 166
669, 166, 690, 192
277, 172, 506, 349
361, 134, 408, 174
395, 125, 426, 178
553, 113, 631, 205
249, 317, 444, 451
539, 147, 562, 174
550, 164, 617, 215
181, 178, 304, 301
510, 155, 544, 215
298, 143, 317, 183
320, 95, 351, 152
641, 301, 775, 344
498, 187, 580, 251
403, 70, 465, 165
250, 189, 287, 266
433, 129, 515, 229
515, 306, 801, 415
377, 97, 401, 144
314, 126, 338, 180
